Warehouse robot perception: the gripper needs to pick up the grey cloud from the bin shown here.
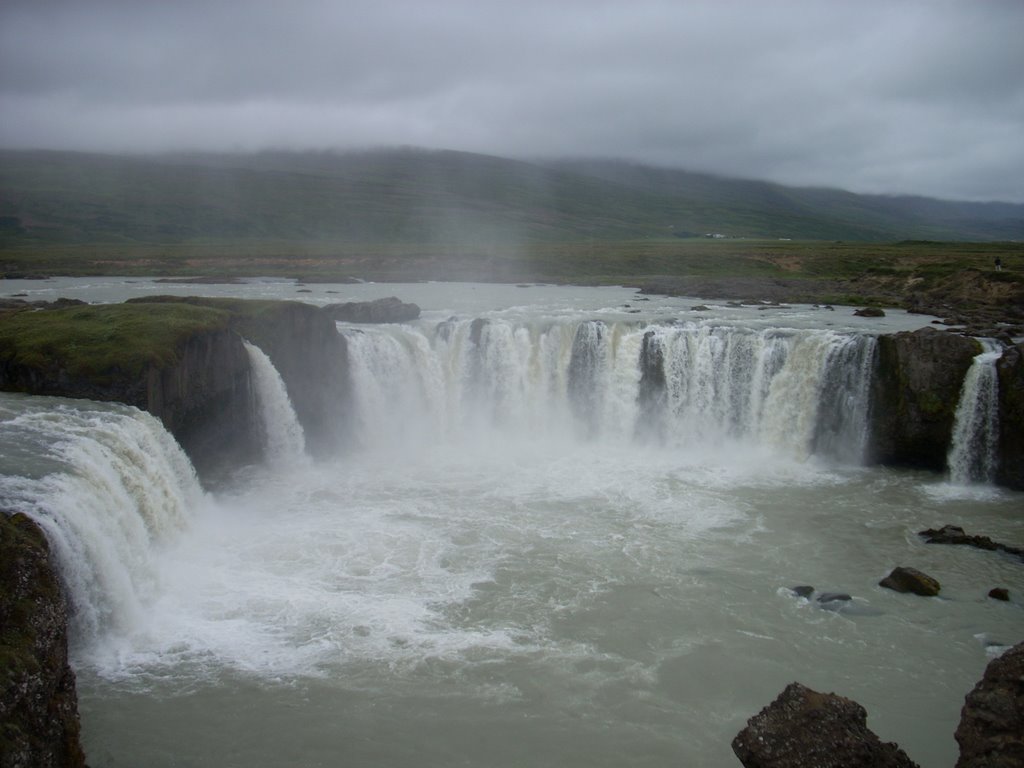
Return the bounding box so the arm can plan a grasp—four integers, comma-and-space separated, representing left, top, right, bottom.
1, 0, 1022, 202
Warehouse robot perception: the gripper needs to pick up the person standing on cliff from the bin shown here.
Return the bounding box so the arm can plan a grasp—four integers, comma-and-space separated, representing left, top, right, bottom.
995, 257, 1002, 271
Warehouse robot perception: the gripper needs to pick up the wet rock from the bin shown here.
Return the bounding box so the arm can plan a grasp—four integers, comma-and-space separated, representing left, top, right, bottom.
919, 525, 1024, 561
790, 585, 815, 599
732, 682, 919, 768
988, 588, 1010, 601
323, 296, 420, 323
955, 641, 1024, 767
879, 566, 941, 596
0, 512, 87, 768
854, 307, 886, 317
996, 343, 1024, 490
869, 328, 981, 472
817, 592, 852, 604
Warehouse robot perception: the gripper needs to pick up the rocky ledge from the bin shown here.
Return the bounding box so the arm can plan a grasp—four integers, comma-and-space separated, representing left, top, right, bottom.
322, 296, 420, 323
0, 296, 350, 481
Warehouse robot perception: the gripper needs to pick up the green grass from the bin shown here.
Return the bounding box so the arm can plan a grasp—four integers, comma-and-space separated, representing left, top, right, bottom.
0, 303, 231, 379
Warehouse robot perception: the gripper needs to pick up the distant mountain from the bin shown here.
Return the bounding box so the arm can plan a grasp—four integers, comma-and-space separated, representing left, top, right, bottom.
1, 148, 1022, 246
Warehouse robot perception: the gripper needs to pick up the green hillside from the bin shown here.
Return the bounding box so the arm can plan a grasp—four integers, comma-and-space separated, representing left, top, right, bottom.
2, 149, 1022, 251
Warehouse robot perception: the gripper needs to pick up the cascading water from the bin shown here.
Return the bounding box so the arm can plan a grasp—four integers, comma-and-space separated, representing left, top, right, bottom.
947, 340, 1002, 484
341, 317, 878, 463
0, 395, 205, 657
243, 340, 307, 466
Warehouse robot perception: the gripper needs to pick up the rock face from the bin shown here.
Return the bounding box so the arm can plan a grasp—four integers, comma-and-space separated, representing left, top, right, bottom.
879, 566, 941, 596
732, 682, 919, 768
869, 328, 981, 472
995, 343, 1024, 490
128, 296, 350, 458
0, 512, 86, 768
955, 642, 1024, 768
323, 297, 420, 324
145, 327, 259, 476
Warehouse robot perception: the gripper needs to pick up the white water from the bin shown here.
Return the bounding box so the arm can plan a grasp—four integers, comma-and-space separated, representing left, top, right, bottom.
0, 283, 1021, 768
343, 318, 877, 465
0, 396, 206, 664
947, 341, 1002, 485
243, 340, 307, 466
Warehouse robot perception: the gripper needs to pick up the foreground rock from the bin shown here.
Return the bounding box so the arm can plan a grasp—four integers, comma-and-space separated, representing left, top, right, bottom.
955, 642, 1024, 768
323, 297, 420, 323
732, 682, 919, 767
920, 525, 1024, 561
0, 512, 86, 768
879, 566, 941, 596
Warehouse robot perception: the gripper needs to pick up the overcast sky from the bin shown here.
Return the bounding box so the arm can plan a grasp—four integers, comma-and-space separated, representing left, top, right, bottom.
1, 0, 1022, 202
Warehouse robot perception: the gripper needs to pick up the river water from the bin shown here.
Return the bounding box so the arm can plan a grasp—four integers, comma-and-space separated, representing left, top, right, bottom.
1, 279, 1022, 767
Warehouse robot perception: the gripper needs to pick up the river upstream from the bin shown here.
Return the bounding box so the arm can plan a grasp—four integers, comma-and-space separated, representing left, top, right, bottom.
2, 279, 1022, 767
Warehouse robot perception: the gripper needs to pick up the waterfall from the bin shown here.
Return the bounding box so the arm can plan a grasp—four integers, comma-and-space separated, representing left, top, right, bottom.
0, 395, 205, 648
341, 318, 878, 462
947, 341, 1002, 484
243, 341, 306, 466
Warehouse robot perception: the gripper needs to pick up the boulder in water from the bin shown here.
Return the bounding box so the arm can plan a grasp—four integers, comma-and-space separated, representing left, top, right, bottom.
879, 566, 941, 596
987, 588, 1010, 601
732, 682, 919, 767
955, 641, 1024, 767
854, 307, 886, 317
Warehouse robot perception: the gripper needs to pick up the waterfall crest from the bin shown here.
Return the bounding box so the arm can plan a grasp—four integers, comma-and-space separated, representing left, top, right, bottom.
0, 395, 205, 648
947, 340, 1002, 484
244, 341, 307, 466
341, 318, 877, 462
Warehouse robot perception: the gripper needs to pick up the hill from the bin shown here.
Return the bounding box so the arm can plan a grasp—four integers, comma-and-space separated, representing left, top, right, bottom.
2, 148, 1022, 249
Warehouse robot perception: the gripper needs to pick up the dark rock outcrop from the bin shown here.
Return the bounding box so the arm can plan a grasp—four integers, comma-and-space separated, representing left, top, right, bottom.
995, 343, 1024, 490
126, 296, 350, 457
0, 512, 86, 768
323, 297, 420, 324
854, 307, 886, 317
732, 682, 919, 767
879, 566, 941, 596
920, 525, 1024, 561
869, 328, 981, 471
955, 642, 1024, 767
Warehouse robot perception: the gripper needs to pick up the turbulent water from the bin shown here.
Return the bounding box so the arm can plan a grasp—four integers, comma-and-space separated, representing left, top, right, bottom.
1, 280, 1022, 768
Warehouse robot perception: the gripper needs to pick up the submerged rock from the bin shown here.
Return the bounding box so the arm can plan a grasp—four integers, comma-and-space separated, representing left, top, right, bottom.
879, 566, 941, 596
0, 512, 87, 768
920, 525, 1024, 561
732, 682, 919, 767
988, 588, 1010, 601
955, 641, 1024, 767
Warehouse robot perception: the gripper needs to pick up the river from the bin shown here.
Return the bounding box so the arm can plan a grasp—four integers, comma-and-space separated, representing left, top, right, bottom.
2, 278, 1022, 767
